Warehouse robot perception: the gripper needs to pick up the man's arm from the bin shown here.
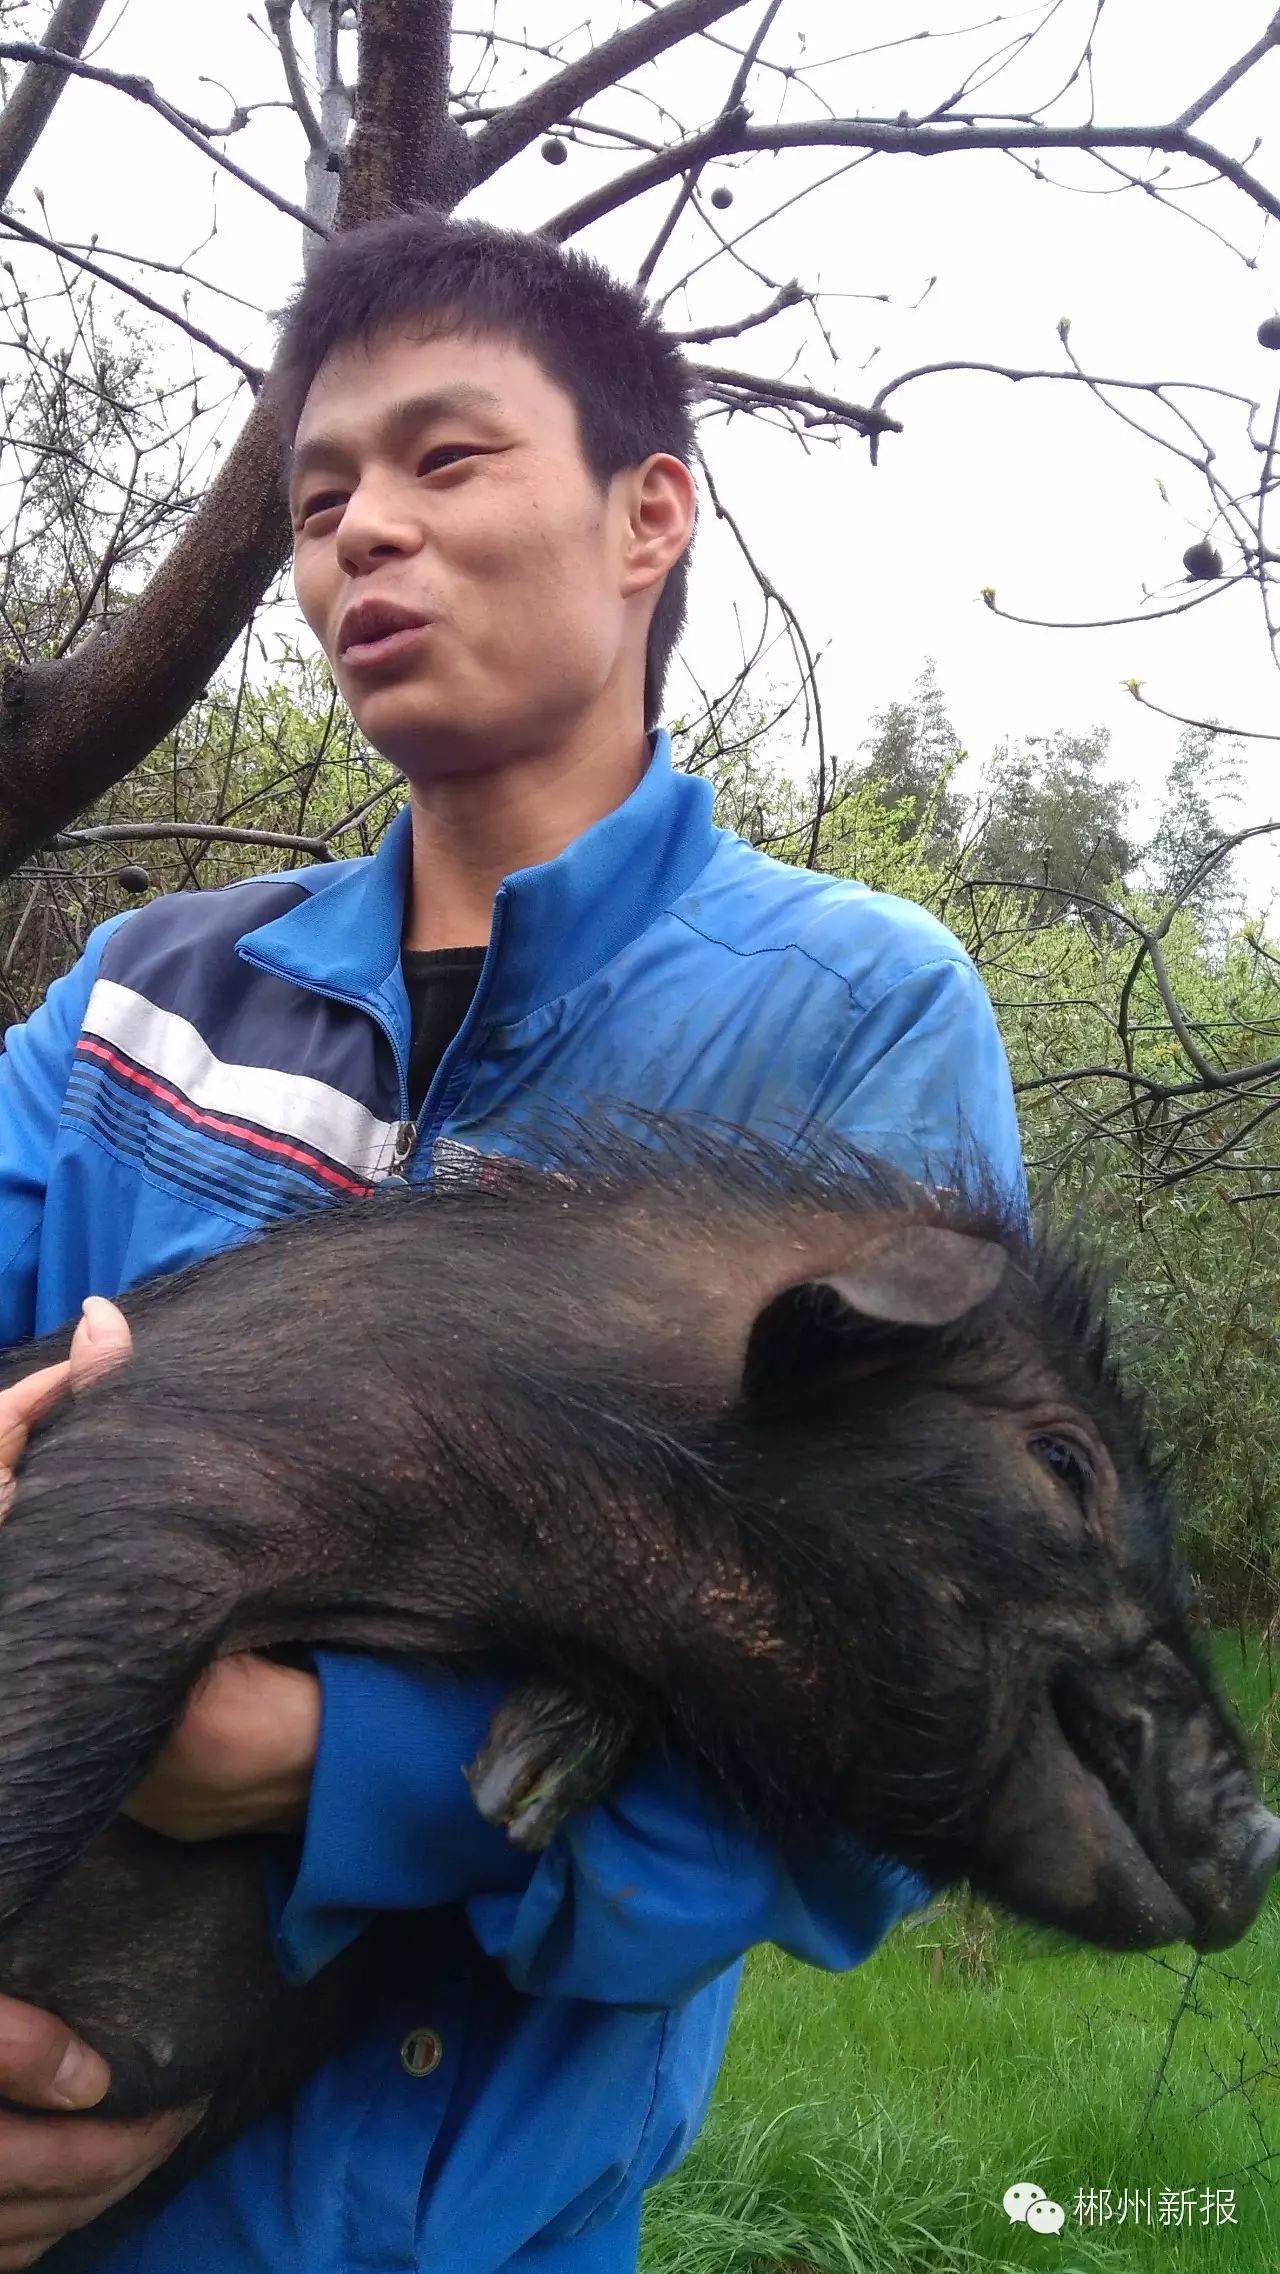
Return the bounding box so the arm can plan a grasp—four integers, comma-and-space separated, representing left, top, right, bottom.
0, 917, 131, 1348
0, 923, 202, 2274
268, 1656, 925, 2007
796, 950, 1027, 1200
0, 1298, 200, 2271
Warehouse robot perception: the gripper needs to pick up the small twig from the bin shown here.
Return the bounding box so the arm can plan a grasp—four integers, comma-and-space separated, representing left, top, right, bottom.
54, 821, 335, 858
1124, 683, 1280, 743
0, 39, 324, 235
669, 279, 805, 345
0, 211, 262, 388
980, 577, 1245, 633
1176, 10, 1280, 130
691, 359, 900, 440
266, 0, 326, 156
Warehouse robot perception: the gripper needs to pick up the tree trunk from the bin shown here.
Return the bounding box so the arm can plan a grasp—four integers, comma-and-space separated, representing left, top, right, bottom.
0, 0, 467, 880
0, 0, 109, 205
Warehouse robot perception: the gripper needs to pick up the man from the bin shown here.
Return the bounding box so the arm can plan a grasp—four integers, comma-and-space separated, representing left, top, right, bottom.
0, 212, 1024, 2270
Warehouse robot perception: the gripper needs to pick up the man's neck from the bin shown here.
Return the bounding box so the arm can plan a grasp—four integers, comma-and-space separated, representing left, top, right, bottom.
401, 721, 653, 952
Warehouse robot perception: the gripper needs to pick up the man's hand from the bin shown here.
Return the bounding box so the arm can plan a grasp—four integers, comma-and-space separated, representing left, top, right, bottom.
0, 1999, 197, 2271
124, 1652, 320, 1841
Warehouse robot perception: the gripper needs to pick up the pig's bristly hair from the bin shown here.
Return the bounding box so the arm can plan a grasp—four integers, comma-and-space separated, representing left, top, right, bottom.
430, 1099, 1129, 1404
0, 1105, 1168, 1891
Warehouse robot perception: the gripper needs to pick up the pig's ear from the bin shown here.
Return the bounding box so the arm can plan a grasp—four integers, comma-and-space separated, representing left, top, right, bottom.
823, 1224, 1009, 1328
742, 1225, 1008, 1405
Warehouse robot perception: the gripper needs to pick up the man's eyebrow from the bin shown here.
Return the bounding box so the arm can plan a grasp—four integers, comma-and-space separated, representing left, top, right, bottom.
287, 384, 508, 493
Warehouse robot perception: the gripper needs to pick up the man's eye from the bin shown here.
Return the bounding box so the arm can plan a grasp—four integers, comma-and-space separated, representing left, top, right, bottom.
419, 446, 476, 474
297, 491, 345, 525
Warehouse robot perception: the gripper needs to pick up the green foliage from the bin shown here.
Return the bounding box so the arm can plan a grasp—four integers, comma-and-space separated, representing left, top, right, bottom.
969, 728, 1135, 926
915, 888, 1280, 1610
852, 659, 967, 855
0, 645, 401, 1023
1142, 725, 1244, 943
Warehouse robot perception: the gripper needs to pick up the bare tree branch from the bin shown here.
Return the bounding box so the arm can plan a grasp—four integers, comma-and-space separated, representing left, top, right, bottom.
267, 1, 326, 157
547, 114, 1280, 243
297, 0, 352, 235
667, 279, 805, 345
0, 39, 324, 234
56, 818, 337, 858
1176, 9, 1280, 130
340, 0, 469, 221
635, 0, 782, 292
980, 579, 1247, 632
692, 360, 900, 440
1124, 683, 1280, 743
697, 452, 831, 864
466, 0, 753, 190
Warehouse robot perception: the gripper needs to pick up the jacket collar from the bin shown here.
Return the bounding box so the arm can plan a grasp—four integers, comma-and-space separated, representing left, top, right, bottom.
235, 728, 721, 1027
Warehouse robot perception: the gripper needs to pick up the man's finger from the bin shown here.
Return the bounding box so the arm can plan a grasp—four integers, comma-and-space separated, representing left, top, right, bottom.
0, 1300, 132, 1514
0, 1362, 71, 1477
0, 2000, 109, 2113
67, 1298, 131, 1394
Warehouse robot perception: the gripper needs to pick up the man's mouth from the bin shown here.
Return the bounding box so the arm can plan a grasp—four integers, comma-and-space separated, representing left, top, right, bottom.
337, 600, 433, 670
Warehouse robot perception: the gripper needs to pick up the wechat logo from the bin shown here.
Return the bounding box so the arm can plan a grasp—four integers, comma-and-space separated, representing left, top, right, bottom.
1004, 2181, 1066, 2235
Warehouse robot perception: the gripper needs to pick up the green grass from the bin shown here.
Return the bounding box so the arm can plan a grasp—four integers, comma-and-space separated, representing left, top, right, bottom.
639, 1632, 1280, 2273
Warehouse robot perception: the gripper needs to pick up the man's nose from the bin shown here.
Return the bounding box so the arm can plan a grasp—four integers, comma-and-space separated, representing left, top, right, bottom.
336, 475, 422, 574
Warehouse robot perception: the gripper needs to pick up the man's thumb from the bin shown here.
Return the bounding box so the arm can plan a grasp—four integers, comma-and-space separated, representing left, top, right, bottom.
0, 1997, 110, 2110
70, 1296, 132, 1388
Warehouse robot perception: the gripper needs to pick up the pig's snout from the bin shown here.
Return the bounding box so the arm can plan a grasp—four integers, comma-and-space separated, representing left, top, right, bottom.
1185, 1804, 1280, 1953
1050, 1645, 1280, 1951
971, 1642, 1280, 1953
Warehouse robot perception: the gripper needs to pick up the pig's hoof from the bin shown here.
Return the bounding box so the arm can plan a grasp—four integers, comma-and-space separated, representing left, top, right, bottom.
465, 1680, 638, 1851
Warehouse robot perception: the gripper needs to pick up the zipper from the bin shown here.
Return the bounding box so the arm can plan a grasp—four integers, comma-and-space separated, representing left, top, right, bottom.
388, 1117, 417, 1181
406, 891, 509, 1179
236, 950, 413, 1185
239, 882, 508, 1190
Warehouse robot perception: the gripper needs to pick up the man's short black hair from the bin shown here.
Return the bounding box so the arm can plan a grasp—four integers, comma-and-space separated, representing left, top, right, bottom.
269, 210, 697, 733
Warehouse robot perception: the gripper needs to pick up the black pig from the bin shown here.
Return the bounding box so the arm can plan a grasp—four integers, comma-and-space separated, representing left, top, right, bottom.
0, 1121, 1275, 2265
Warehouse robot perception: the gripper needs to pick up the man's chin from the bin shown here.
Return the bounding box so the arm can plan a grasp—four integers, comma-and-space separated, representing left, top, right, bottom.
340, 687, 469, 772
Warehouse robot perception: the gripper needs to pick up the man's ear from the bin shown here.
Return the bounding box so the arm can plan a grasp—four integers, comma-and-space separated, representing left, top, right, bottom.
741, 1224, 1009, 1407
619, 453, 697, 598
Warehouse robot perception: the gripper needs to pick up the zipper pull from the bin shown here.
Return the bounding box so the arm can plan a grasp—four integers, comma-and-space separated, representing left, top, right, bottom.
388, 1118, 417, 1181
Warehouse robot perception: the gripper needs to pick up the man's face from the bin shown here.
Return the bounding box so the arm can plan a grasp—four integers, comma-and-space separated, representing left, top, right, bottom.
289, 324, 669, 776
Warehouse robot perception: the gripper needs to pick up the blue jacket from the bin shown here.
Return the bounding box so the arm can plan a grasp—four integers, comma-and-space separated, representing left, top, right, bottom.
0, 730, 1024, 2272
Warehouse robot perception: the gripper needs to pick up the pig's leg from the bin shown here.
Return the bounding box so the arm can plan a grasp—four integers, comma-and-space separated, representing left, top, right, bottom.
465, 1680, 639, 1850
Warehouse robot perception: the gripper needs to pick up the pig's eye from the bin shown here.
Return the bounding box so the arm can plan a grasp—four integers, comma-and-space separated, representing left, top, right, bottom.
1030, 1434, 1094, 1510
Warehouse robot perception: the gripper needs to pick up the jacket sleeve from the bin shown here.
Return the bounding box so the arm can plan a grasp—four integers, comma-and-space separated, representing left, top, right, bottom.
269, 1656, 929, 2007
797, 950, 1027, 1207
272, 948, 1022, 2007
0, 918, 130, 1347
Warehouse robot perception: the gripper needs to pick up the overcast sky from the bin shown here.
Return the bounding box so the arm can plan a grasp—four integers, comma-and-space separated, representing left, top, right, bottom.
8, 0, 1280, 898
